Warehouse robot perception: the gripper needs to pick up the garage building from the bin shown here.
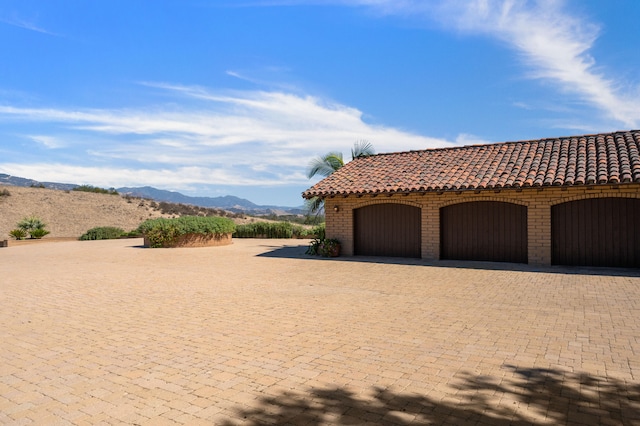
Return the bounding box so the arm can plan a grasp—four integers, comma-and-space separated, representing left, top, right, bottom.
303, 130, 640, 267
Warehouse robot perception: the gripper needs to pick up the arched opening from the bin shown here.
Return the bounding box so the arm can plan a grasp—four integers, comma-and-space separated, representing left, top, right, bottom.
353, 203, 421, 258
552, 197, 640, 267
440, 201, 528, 263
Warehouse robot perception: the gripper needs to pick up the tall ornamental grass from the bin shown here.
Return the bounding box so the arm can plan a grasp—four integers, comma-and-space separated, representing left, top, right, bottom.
233, 222, 316, 239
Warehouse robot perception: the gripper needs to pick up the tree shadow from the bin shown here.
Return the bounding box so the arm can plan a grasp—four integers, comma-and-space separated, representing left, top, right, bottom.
222, 366, 640, 425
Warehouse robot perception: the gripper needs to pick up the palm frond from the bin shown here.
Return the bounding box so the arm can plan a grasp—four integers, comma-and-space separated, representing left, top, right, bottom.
304, 196, 325, 216
306, 152, 344, 178
351, 140, 375, 160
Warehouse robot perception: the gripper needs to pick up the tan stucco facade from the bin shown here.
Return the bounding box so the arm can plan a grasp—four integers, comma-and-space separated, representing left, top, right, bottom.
323, 183, 640, 265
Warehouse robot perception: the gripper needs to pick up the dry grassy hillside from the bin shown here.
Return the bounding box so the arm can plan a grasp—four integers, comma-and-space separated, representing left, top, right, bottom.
0, 185, 174, 239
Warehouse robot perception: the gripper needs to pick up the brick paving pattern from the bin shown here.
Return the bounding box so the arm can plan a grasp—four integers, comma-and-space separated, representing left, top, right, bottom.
1, 239, 639, 425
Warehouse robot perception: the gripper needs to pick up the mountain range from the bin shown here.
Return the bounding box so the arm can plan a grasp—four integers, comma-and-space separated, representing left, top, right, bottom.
0, 173, 305, 216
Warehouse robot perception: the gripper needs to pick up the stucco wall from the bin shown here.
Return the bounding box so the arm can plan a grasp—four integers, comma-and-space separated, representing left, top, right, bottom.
323, 183, 640, 265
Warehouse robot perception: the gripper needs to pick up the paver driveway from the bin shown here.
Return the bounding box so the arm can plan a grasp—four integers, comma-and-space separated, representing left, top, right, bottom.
1, 238, 639, 425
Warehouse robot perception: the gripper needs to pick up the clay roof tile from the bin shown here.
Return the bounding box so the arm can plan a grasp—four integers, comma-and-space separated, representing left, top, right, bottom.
302, 130, 640, 199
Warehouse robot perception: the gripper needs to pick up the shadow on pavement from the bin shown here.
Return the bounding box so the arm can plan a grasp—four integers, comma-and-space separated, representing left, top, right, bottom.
256, 244, 311, 260
257, 244, 640, 277
223, 366, 640, 425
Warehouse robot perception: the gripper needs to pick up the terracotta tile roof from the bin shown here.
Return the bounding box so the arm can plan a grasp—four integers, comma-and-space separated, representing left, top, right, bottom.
303, 130, 640, 199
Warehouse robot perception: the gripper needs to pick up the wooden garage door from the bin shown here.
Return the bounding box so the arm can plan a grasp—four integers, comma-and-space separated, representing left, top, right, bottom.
440, 201, 528, 263
354, 203, 421, 258
551, 198, 640, 268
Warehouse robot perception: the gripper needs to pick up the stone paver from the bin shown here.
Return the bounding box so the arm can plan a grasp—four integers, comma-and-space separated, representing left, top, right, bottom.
1, 238, 639, 425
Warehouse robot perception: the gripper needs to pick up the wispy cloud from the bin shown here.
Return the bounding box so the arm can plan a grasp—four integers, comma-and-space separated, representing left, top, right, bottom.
28, 135, 66, 149
454, 133, 494, 146
246, 0, 640, 129
0, 84, 455, 191
0, 162, 298, 189
226, 70, 256, 83
430, 0, 640, 128
0, 14, 59, 36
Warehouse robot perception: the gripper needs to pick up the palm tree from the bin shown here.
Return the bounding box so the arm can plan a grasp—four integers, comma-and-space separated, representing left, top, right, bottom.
305, 140, 375, 216
17, 215, 50, 239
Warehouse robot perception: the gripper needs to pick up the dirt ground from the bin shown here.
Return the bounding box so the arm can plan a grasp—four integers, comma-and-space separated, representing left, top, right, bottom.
0, 185, 276, 241
0, 185, 168, 239
1, 238, 639, 425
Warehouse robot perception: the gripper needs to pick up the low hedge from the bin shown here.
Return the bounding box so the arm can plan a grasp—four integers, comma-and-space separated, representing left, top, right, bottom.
138, 216, 236, 248
80, 226, 125, 240
310, 223, 325, 240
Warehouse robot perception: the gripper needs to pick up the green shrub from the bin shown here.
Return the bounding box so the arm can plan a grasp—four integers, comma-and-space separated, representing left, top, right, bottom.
138, 216, 236, 248
233, 222, 294, 238
9, 229, 27, 240
292, 225, 316, 238
122, 230, 142, 238
259, 213, 322, 225
234, 222, 319, 239
73, 185, 119, 195
18, 216, 45, 231
29, 228, 50, 239
155, 201, 241, 218
311, 223, 325, 240
80, 226, 125, 240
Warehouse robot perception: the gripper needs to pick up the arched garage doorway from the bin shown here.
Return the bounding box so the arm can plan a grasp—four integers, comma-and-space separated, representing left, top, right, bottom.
440, 201, 528, 263
552, 197, 640, 268
353, 203, 421, 258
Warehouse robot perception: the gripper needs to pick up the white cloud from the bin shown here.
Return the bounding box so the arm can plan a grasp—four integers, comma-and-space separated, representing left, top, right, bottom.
0, 85, 455, 189
0, 163, 303, 189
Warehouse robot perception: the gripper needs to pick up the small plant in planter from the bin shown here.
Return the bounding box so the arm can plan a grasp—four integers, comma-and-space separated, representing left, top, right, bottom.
306, 235, 341, 257
305, 238, 322, 255
316, 238, 341, 257
305, 224, 330, 256
319, 238, 341, 257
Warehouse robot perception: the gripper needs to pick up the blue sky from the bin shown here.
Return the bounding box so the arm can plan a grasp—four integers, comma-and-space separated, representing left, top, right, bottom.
0, 1, 639, 207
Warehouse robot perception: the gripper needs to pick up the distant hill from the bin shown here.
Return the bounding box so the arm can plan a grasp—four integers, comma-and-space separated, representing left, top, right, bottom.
0, 173, 305, 215
117, 187, 304, 215
117, 186, 260, 210
0, 173, 77, 191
